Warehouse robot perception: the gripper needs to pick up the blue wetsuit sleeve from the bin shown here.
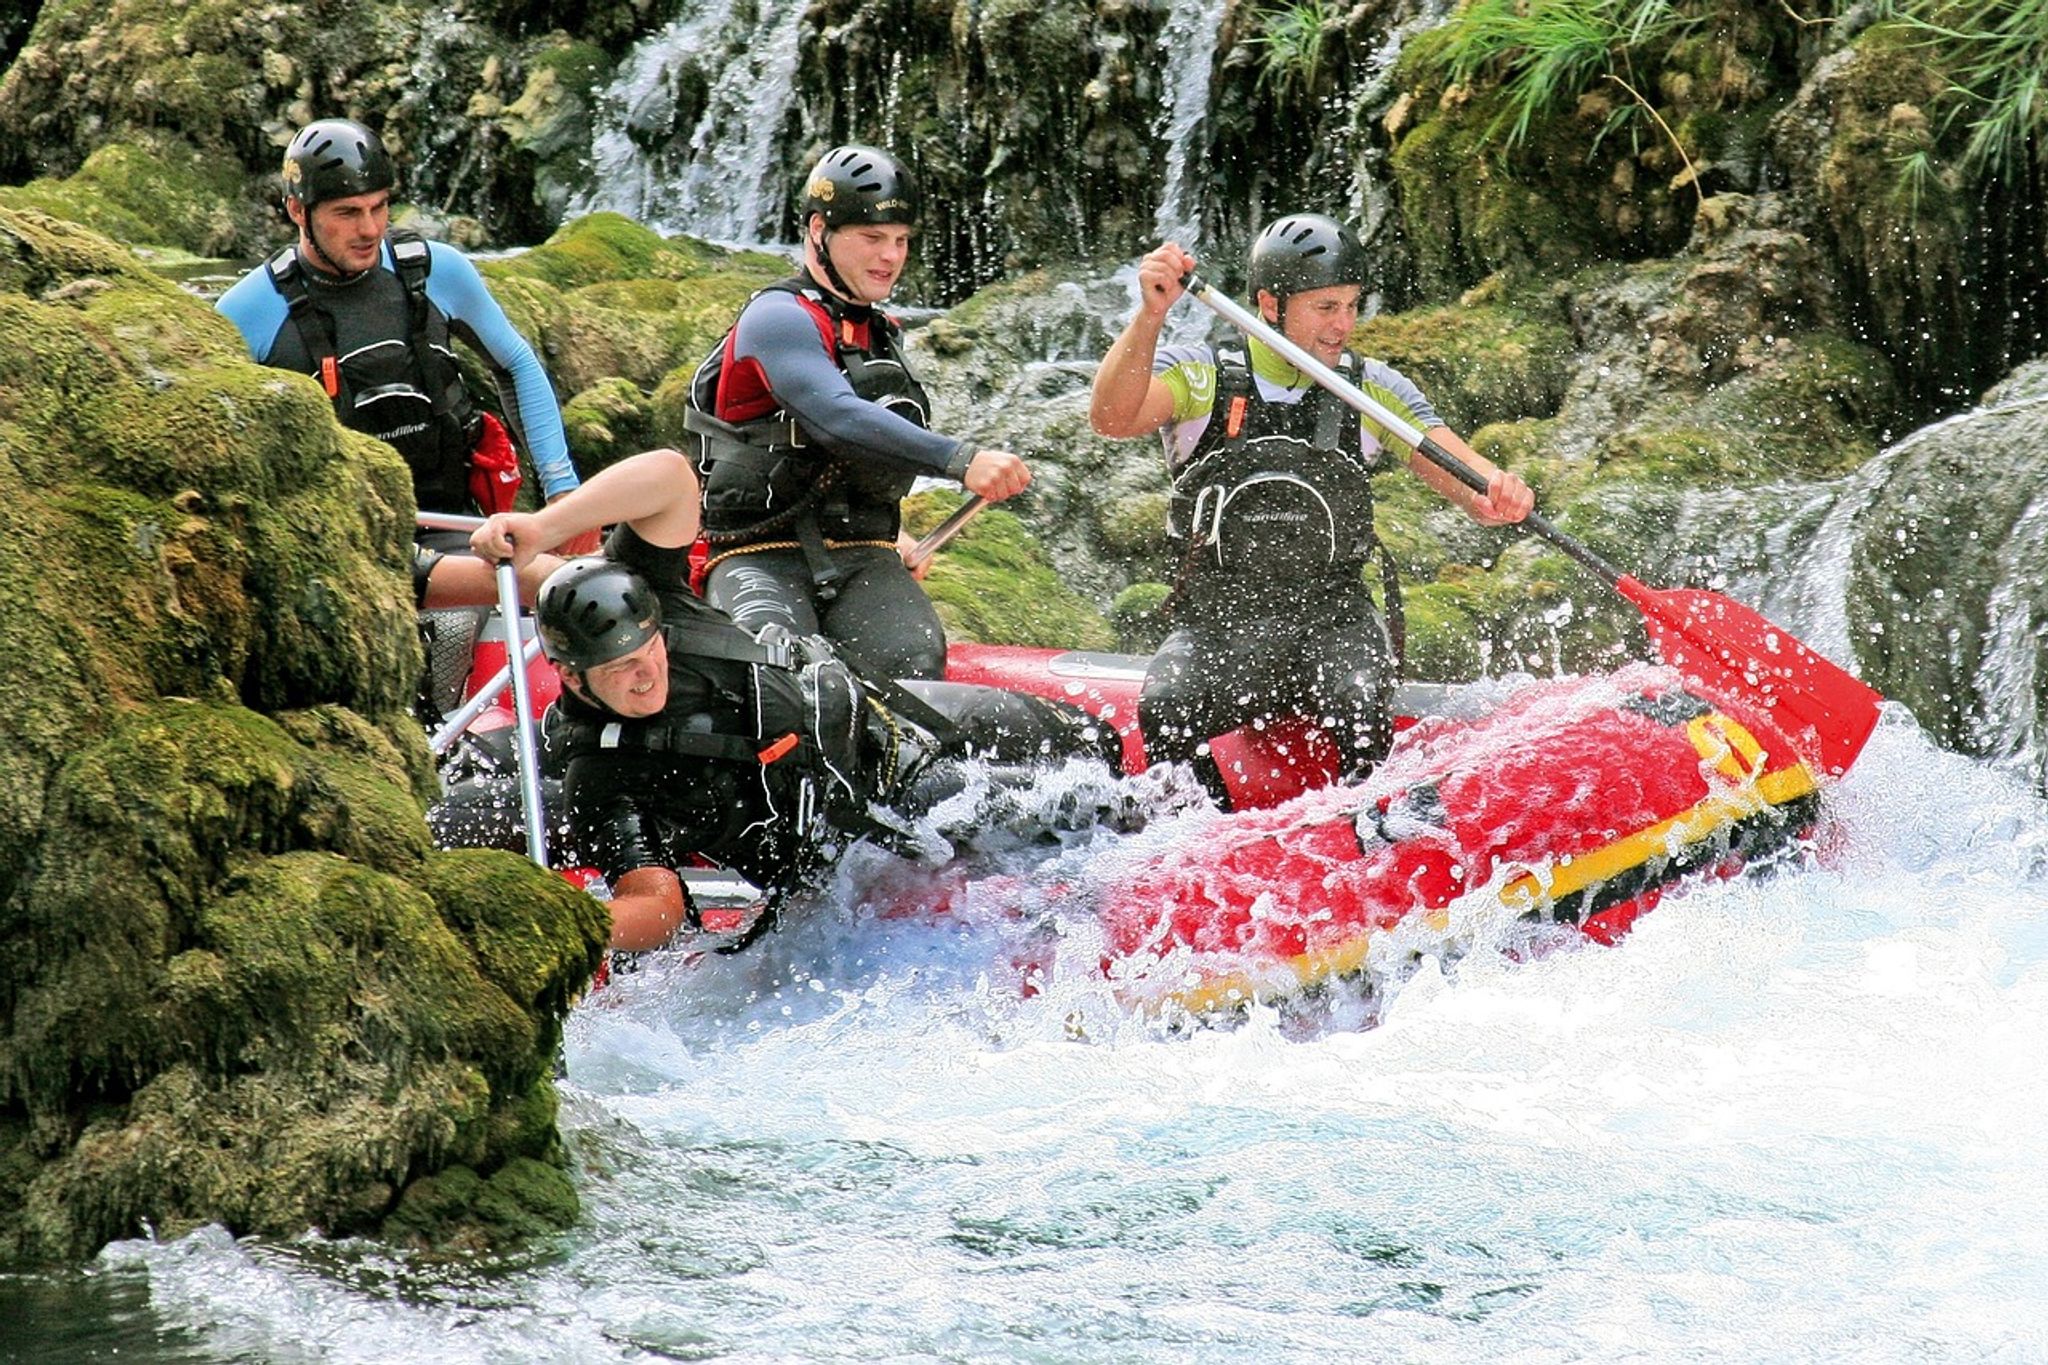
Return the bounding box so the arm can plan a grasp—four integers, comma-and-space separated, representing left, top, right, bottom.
213, 266, 290, 363
425, 244, 580, 498
731, 291, 971, 479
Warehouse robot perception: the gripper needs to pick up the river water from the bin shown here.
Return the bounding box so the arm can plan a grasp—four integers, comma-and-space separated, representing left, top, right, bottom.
6, 695, 2048, 1361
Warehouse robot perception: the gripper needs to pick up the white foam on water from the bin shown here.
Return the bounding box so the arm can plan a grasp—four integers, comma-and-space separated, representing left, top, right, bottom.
98, 708, 2048, 1361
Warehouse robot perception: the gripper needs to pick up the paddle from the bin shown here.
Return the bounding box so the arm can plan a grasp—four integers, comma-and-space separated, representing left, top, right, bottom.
493, 555, 550, 867
1178, 272, 1884, 778
903, 495, 988, 572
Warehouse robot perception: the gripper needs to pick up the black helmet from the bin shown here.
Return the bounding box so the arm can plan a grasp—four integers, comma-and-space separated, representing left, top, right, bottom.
281, 118, 395, 211
535, 559, 662, 673
799, 145, 919, 230
1247, 213, 1369, 304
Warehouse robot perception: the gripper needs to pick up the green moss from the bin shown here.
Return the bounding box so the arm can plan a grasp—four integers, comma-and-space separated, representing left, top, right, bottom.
1389, 104, 1598, 297
5, 137, 248, 256
1095, 491, 1169, 558
420, 849, 610, 1060
1351, 297, 1574, 430
1400, 578, 1485, 681
485, 214, 776, 293
1109, 581, 1171, 653
560, 377, 656, 475
906, 494, 1115, 649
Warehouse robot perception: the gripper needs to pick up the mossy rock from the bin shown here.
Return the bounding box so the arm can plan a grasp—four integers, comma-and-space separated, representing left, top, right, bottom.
485, 213, 780, 294
1351, 296, 1575, 431
1385, 94, 1601, 299
906, 493, 1114, 650
0, 135, 247, 257
1109, 581, 1171, 654
0, 207, 601, 1266
560, 377, 657, 476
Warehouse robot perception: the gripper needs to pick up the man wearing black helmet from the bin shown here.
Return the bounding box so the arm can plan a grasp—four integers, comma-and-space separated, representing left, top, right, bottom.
216, 116, 594, 614
468, 448, 1117, 952
688, 143, 1031, 681
1089, 216, 1534, 804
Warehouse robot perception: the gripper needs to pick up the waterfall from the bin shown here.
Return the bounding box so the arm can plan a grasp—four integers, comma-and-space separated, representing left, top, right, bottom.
574, 0, 809, 243
1151, 0, 1230, 247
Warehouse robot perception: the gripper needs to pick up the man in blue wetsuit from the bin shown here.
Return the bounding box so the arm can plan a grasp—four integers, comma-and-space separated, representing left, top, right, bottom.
215, 117, 593, 610
1089, 214, 1535, 804
688, 143, 1031, 681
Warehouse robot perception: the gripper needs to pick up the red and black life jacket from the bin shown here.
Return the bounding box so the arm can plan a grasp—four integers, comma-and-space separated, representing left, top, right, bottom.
684, 277, 933, 548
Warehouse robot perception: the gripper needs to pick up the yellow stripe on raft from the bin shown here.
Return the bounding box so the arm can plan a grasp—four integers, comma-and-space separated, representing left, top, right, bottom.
1149, 712, 1820, 1017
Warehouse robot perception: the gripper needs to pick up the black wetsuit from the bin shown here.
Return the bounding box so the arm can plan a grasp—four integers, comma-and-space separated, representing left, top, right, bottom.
544, 526, 1116, 908
693, 275, 971, 680
1141, 341, 1435, 802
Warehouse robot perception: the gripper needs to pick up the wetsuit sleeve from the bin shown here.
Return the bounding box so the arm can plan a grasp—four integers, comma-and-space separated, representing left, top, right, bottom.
563, 754, 675, 884
213, 266, 291, 363
1354, 357, 1441, 458
730, 290, 971, 479
425, 244, 581, 499
1153, 345, 1218, 426
606, 521, 691, 588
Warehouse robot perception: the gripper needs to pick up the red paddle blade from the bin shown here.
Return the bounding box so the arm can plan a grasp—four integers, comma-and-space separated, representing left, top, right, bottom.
1616, 577, 1883, 779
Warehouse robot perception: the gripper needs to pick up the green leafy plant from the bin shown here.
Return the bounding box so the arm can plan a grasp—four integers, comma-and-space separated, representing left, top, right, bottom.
1884, 0, 2048, 181
1251, 0, 1341, 101
1418, 0, 1701, 148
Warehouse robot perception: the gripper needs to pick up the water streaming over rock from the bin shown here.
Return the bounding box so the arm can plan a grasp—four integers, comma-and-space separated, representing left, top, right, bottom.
1150, 0, 1230, 248
573, 0, 810, 243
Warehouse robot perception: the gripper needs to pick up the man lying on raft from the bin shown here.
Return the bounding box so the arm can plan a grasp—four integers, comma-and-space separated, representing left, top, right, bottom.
466, 448, 1118, 951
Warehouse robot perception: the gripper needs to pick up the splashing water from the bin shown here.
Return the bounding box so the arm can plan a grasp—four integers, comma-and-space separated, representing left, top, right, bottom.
27, 700, 2048, 1361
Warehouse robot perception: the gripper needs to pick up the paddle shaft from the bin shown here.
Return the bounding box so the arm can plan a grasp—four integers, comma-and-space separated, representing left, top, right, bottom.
903, 496, 988, 571
429, 634, 545, 755
489, 559, 550, 867
1181, 275, 1626, 586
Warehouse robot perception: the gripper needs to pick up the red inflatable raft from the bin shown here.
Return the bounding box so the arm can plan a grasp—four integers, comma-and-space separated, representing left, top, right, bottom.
945, 648, 1829, 1013
451, 635, 1842, 1008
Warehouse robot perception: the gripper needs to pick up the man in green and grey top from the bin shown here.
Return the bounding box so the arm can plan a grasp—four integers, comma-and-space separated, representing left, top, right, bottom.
1089, 213, 1533, 804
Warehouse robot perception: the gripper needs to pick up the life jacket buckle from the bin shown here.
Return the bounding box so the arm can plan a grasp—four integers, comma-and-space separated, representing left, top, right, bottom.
758, 732, 801, 764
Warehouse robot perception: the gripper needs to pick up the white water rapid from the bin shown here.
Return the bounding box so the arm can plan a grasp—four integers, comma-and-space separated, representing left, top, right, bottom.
39, 692, 2048, 1360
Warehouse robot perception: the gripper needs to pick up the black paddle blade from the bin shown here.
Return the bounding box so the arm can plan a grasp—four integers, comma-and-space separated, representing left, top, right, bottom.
1617, 577, 1884, 779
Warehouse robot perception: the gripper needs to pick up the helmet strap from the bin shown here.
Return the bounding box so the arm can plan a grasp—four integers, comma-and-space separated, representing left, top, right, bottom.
810, 221, 862, 304
300, 209, 373, 283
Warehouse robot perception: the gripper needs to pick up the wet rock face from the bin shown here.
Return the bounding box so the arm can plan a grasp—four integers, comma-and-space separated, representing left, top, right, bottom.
0, 208, 607, 1267
1843, 362, 2048, 778
793, 0, 1166, 301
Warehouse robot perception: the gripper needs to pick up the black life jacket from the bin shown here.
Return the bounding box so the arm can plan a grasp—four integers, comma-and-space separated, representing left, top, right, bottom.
685, 277, 934, 548
1167, 343, 1381, 582
541, 611, 903, 874
266, 230, 480, 513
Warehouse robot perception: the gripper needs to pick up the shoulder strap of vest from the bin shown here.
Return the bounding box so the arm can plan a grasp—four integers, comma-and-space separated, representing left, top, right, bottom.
1213, 343, 1254, 452
1312, 350, 1360, 453
659, 618, 796, 670
265, 245, 342, 399
387, 229, 434, 333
